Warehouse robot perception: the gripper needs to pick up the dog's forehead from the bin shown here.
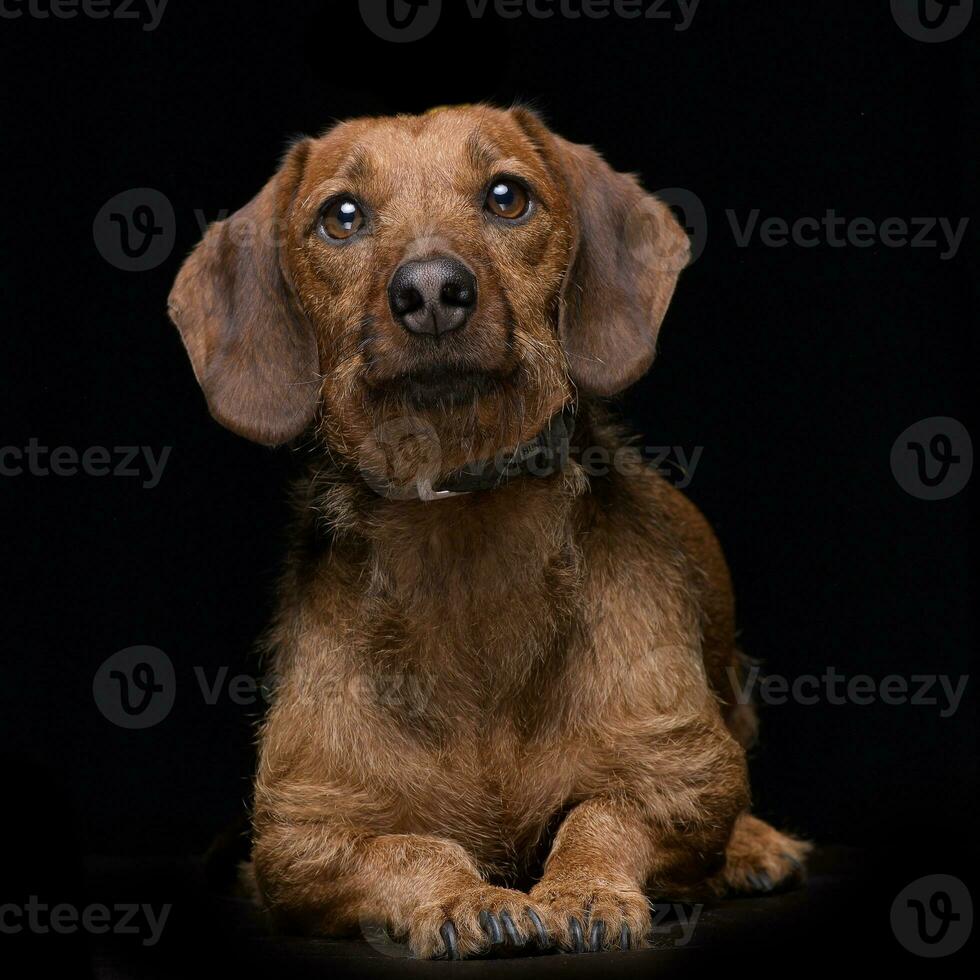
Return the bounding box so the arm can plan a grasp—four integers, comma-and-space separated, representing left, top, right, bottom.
304, 108, 545, 195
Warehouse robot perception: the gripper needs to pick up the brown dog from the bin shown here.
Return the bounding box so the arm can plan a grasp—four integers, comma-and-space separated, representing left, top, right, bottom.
169, 104, 809, 959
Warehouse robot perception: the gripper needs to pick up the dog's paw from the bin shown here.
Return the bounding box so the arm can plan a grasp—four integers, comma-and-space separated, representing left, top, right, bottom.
529, 878, 650, 952
407, 885, 552, 959
718, 814, 812, 895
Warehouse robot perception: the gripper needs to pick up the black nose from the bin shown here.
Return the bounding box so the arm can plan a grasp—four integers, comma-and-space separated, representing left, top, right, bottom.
388, 257, 477, 337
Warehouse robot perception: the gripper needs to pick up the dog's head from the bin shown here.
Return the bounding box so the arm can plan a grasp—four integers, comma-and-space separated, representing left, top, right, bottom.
169, 106, 689, 482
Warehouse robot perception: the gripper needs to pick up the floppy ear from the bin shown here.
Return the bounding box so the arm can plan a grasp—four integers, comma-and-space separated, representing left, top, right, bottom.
516, 112, 690, 395
167, 140, 319, 446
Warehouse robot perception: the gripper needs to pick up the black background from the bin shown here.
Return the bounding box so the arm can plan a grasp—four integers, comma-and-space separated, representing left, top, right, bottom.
1, 0, 975, 970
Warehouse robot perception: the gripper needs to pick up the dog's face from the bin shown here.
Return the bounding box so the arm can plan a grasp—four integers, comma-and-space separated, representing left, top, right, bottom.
169, 106, 689, 482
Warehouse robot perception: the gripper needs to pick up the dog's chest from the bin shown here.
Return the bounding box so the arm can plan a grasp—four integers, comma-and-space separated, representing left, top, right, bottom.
291, 491, 601, 864
354, 512, 582, 704
348, 588, 585, 868
387, 715, 577, 873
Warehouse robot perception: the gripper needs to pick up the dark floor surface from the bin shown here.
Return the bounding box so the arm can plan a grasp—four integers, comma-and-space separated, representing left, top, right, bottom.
5, 844, 973, 979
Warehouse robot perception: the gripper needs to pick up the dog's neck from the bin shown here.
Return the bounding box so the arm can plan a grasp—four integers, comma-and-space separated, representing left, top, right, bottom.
290, 409, 608, 686
362, 405, 577, 502
304, 404, 603, 539
303, 443, 590, 595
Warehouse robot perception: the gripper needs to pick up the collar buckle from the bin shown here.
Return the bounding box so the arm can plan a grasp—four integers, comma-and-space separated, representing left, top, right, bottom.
415, 477, 465, 502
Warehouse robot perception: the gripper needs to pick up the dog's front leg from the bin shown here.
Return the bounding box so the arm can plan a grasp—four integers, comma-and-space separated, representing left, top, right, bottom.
252, 823, 551, 959
530, 727, 749, 952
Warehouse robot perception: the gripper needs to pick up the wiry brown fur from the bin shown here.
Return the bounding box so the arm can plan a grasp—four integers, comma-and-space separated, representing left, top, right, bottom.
169, 105, 810, 959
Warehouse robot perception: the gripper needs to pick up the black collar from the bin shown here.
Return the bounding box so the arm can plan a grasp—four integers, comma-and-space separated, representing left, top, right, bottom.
366, 405, 576, 501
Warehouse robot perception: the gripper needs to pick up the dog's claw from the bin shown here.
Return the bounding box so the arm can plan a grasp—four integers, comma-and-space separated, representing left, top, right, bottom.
500, 911, 521, 945
747, 872, 773, 893
479, 910, 503, 944
568, 916, 585, 953
588, 919, 605, 951
526, 907, 550, 948
620, 923, 630, 950
780, 851, 803, 871
440, 921, 460, 960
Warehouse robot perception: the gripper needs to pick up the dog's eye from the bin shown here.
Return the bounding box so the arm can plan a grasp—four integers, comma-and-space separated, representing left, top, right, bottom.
485, 180, 529, 220
319, 197, 365, 240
